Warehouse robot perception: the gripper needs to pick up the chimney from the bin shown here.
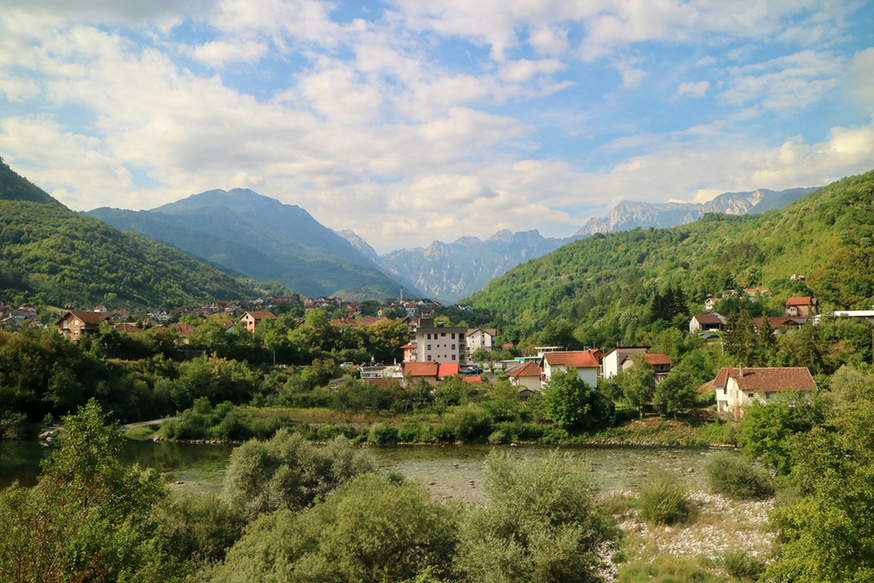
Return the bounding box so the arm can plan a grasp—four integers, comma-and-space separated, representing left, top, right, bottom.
738, 363, 743, 378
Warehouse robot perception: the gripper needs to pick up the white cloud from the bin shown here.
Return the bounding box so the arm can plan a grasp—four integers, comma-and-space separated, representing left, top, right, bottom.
720, 50, 844, 112
675, 81, 709, 98
499, 58, 565, 83
188, 40, 269, 67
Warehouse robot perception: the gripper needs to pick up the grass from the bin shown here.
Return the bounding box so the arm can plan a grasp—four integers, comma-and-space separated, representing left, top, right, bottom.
615, 555, 730, 583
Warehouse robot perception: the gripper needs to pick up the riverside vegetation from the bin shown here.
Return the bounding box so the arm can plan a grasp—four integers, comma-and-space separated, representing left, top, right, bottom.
4, 387, 874, 583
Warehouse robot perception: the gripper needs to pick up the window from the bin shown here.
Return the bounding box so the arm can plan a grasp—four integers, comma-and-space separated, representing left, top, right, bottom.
451, 333, 455, 339
451, 354, 455, 360
427, 333, 431, 340
441, 332, 446, 337
427, 344, 431, 350
452, 344, 456, 350
427, 356, 432, 361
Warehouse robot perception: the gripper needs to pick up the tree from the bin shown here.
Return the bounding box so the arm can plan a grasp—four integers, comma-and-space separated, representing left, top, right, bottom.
652, 368, 697, 418
543, 367, 605, 429
456, 450, 615, 583
764, 385, 874, 582
615, 353, 656, 416
736, 393, 824, 477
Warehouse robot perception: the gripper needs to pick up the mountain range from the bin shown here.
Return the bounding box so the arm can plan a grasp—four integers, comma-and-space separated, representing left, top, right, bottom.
357, 186, 820, 303
87, 190, 420, 301
86, 184, 820, 304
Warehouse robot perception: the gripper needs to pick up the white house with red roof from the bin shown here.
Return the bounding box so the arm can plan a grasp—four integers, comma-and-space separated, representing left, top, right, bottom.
541, 350, 600, 388
713, 365, 816, 418
507, 360, 543, 395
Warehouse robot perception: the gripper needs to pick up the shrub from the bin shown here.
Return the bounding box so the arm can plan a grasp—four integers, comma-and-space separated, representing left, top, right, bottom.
368, 422, 398, 444
397, 422, 425, 443
440, 404, 493, 442
637, 474, 696, 526
722, 549, 764, 581
704, 451, 773, 500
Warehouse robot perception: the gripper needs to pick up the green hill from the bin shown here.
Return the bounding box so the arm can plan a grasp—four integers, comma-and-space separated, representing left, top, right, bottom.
0, 159, 258, 307
466, 169, 874, 341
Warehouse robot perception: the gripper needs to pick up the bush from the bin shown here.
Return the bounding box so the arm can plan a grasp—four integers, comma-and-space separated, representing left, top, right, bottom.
704, 451, 773, 500
722, 549, 764, 581
368, 422, 398, 444
440, 404, 493, 442
397, 422, 426, 443
637, 474, 696, 526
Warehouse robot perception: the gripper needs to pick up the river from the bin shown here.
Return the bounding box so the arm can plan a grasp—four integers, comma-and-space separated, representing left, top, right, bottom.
1, 439, 726, 499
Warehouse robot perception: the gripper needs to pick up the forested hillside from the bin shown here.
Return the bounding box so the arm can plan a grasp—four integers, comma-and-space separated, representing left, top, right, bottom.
0, 160, 258, 307
467, 170, 874, 345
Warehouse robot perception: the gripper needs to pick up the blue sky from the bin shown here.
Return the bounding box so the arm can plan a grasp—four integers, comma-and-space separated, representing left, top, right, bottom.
1, 0, 873, 253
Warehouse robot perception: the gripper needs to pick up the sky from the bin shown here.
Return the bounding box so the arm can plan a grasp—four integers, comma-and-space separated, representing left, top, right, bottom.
1, 1, 873, 253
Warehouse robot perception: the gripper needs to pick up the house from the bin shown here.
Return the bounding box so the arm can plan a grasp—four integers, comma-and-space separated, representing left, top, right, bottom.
114, 322, 140, 334
602, 346, 648, 378
712, 365, 817, 418
751, 316, 806, 332
541, 351, 600, 388
786, 297, 818, 317
507, 360, 542, 395
466, 326, 497, 354
56, 311, 109, 339
411, 318, 467, 364
622, 353, 673, 380
239, 311, 277, 333
688, 312, 727, 333
403, 362, 460, 386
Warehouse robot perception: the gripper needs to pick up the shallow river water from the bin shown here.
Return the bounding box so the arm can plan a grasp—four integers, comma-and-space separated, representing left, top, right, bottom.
1, 439, 728, 499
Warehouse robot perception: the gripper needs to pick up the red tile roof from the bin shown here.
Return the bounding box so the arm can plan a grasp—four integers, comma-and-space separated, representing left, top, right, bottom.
642, 353, 673, 366
543, 351, 600, 368
405, 362, 460, 377
508, 361, 541, 378
57, 311, 109, 326
713, 367, 816, 393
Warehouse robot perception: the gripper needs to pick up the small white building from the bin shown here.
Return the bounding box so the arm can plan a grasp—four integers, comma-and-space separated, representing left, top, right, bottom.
712, 366, 816, 418
466, 326, 497, 353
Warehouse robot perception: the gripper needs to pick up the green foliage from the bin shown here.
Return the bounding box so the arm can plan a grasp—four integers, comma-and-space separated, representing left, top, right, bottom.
762, 385, 874, 582
652, 368, 698, 417
221, 430, 374, 521
703, 451, 773, 500
543, 367, 611, 429
156, 491, 245, 565
439, 403, 494, 442
202, 473, 460, 583
737, 394, 824, 476
0, 400, 188, 583
615, 555, 727, 583
637, 473, 696, 526
615, 353, 656, 413
722, 549, 764, 582
368, 421, 398, 444
456, 450, 614, 583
